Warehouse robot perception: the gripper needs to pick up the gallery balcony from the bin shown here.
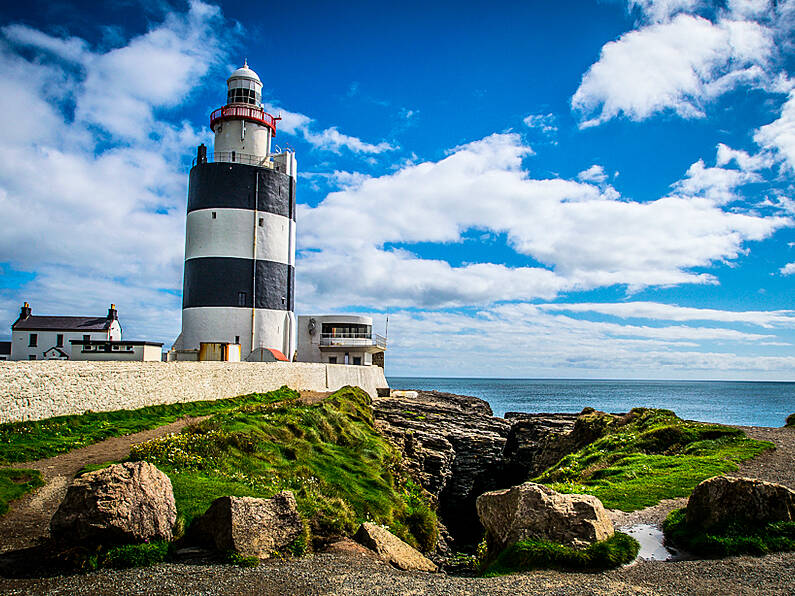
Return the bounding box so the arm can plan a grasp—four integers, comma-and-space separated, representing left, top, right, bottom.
318, 333, 387, 352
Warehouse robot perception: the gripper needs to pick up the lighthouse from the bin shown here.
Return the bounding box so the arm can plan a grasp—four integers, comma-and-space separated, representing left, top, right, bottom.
174, 62, 297, 361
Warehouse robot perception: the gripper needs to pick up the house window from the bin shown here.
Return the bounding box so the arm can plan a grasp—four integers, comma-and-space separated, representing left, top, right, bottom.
56, 334, 64, 347
237, 292, 246, 306
344, 353, 349, 365
28, 334, 37, 347
353, 356, 362, 366
328, 357, 337, 364
28, 355, 36, 360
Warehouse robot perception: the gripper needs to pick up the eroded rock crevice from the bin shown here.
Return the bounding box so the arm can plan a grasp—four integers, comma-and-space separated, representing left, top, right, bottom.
373, 391, 586, 549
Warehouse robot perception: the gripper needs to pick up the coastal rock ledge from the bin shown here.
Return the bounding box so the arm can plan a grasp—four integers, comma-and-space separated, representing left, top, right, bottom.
354, 522, 438, 572
50, 461, 176, 545
476, 482, 614, 553
686, 476, 795, 530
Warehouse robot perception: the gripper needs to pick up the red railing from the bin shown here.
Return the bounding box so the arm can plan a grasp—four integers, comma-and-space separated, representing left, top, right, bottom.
209, 105, 279, 135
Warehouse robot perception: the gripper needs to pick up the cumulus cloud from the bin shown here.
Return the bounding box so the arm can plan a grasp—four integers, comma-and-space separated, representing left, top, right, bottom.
265, 103, 396, 154
523, 113, 558, 137
0, 1, 228, 342
626, 0, 704, 23
715, 142, 774, 171
755, 89, 795, 171
296, 133, 789, 310
577, 165, 608, 184
781, 262, 795, 275
572, 15, 775, 127
672, 158, 761, 204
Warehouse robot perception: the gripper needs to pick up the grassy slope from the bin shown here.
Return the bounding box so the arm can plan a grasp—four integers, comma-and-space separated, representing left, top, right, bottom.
129, 386, 437, 551
0, 468, 44, 514
664, 508, 795, 557
0, 392, 287, 464
534, 408, 773, 511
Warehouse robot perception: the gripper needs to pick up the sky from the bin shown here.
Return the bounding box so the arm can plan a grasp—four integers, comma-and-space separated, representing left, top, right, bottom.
0, 0, 794, 379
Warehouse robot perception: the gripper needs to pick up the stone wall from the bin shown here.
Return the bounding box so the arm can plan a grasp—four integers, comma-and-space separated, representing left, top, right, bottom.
0, 361, 389, 423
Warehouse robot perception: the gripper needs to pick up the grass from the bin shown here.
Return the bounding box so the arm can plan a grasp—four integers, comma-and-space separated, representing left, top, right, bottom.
0, 391, 287, 464
482, 532, 639, 576
534, 408, 773, 511
663, 508, 795, 557
0, 467, 44, 514
129, 386, 437, 551
99, 541, 170, 569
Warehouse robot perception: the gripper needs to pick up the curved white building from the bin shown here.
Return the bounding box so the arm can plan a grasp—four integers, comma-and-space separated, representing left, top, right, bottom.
297, 315, 386, 366
175, 63, 297, 360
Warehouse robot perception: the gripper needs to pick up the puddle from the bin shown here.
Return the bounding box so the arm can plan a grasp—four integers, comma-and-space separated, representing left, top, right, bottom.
621, 523, 689, 562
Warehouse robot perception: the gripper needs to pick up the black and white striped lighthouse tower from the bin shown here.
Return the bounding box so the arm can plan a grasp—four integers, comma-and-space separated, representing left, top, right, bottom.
177, 62, 296, 360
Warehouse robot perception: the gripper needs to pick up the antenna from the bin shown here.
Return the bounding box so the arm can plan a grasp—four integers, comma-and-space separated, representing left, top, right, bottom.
385, 311, 389, 340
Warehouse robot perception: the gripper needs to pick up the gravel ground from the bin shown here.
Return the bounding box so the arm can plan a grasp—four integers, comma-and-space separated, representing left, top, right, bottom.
1, 550, 793, 596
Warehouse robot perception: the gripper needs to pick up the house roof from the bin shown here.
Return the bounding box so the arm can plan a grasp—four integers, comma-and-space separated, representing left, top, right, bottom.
12, 315, 113, 332
0, 341, 10, 356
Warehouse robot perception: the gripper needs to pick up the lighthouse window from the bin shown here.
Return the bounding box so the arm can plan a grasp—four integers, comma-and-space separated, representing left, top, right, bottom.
237, 292, 247, 306
211, 212, 217, 219
258, 217, 264, 227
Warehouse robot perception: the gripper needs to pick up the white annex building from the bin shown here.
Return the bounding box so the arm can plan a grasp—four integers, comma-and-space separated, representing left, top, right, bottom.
171, 62, 297, 362
297, 315, 386, 367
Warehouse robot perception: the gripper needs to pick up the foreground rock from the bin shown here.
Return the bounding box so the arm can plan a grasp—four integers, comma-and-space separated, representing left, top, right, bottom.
353, 522, 438, 572
50, 461, 176, 544
191, 492, 302, 558
686, 476, 795, 530
476, 482, 614, 554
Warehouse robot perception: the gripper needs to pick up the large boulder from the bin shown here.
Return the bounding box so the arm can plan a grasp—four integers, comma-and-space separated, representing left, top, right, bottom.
686, 476, 795, 530
50, 461, 176, 544
353, 522, 437, 572
191, 492, 302, 558
476, 482, 614, 554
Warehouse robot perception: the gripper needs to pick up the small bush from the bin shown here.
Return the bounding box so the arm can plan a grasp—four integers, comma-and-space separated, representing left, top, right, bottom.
482, 532, 639, 576
663, 508, 795, 558
225, 551, 260, 567
100, 541, 170, 569
786, 413, 795, 427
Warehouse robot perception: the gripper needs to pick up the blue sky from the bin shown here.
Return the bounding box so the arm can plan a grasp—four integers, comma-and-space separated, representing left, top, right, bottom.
0, 0, 794, 379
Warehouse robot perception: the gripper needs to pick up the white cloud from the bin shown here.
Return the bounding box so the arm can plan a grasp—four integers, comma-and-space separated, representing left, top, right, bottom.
297, 133, 790, 310
577, 164, 608, 184
523, 113, 558, 136
265, 103, 396, 154
781, 262, 795, 275
754, 89, 795, 171
0, 2, 229, 344
627, 0, 704, 23
572, 15, 775, 127
537, 302, 795, 328
672, 158, 761, 203
715, 142, 774, 171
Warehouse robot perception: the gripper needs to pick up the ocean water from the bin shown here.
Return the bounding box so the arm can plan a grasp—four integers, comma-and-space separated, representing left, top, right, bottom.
387, 377, 795, 427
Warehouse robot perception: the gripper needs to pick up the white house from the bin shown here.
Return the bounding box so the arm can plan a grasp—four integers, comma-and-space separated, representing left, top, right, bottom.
11, 303, 122, 360
296, 315, 386, 366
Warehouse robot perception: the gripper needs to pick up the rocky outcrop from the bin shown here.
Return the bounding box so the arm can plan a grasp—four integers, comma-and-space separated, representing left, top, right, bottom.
686, 476, 795, 530
191, 492, 303, 558
353, 522, 437, 572
502, 412, 579, 478
50, 462, 176, 545
373, 391, 512, 546
476, 482, 614, 555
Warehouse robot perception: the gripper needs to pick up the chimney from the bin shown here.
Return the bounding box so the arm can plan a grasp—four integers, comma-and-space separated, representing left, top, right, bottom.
197, 143, 207, 164
107, 304, 118, 320
20, 302, 31, 320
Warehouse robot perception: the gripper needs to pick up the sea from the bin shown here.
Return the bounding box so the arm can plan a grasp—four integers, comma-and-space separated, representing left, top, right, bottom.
387, 377, 795, 428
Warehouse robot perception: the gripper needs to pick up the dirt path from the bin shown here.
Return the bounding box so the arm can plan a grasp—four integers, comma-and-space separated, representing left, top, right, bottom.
0, 416, 205, 553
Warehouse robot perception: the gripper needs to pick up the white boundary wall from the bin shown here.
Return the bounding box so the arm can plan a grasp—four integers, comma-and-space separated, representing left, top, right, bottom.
0, 361, 388, 423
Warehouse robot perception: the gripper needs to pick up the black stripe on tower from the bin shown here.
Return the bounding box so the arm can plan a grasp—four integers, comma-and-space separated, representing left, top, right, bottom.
183, 257, 295, 311
187, 162, 296, 221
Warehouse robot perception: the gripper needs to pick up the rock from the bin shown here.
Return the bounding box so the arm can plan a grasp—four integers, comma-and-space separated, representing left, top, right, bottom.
353, 522, 438, 572
191, 492, 302, 558
476, 481, 614, 554
502, 412, 579, 477
50, 461, 176, 545
686, 476, 795, 530
373, 391, 513, 547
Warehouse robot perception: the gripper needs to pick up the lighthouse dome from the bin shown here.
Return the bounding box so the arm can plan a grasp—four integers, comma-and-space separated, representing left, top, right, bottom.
226, 61, 262, 106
